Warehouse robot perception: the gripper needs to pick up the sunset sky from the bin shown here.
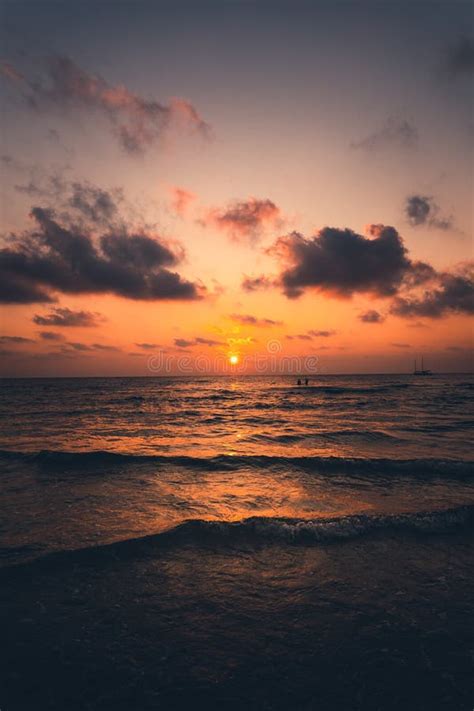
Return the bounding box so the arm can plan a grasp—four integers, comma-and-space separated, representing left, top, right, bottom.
0, 0, 472, 376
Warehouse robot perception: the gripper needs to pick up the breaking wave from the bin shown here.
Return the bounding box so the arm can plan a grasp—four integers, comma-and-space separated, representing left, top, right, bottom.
4, 505, 473, 569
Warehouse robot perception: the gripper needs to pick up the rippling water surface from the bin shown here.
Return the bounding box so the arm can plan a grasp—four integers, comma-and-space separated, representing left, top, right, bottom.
1, 374, 473, 710
1, 374, 473, 564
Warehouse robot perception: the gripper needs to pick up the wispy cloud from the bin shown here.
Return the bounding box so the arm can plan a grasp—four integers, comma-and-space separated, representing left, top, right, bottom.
1, 55, 210, 154
390, 263, 474, 318
229, 314, 283, 327
351, 117, 418, 152
203, 198, 282, 243
443, 35, 474, 77
174, 336, 225, 348
168, 187, 197, 217
358, 310, 385, 324
33, 308, 104, 327
404, 194, 453, 231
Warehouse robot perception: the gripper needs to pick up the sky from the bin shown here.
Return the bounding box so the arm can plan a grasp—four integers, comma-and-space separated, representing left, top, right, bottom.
0, 0, 472, 376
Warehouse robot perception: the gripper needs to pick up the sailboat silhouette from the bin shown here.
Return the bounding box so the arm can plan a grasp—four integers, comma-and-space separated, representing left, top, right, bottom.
413, 356, 433, 376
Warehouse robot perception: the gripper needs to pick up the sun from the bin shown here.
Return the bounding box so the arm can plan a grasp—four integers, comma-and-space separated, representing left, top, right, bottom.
229, 354, 239, 366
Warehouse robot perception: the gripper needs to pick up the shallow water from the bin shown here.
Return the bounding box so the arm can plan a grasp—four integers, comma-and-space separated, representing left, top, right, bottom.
1, 374, 473, 709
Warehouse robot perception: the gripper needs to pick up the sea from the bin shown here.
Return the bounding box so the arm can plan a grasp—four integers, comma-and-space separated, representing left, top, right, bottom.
1, 374, 473, 710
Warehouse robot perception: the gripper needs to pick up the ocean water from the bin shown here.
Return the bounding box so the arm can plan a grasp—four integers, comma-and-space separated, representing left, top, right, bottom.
1, 374, 473, 710
0, 373, 473, 564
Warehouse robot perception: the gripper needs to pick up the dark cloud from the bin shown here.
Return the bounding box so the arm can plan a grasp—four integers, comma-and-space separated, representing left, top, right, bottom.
14, 171, 67, 199
63, 342, 120, 352
307, 329, 335, 337
39, 331, 63, 340
13, 173, 122, 228
229, 314, 283, 327
0, 272, 54, 304
241, 274, 275, 292
390, 265, 474, 319
405, 195, 453, 231
174, 337, 224, 348
204, 198, 281, 242
445, 36, 474, 77
2, 55, 210, 154
92, 343, 121, 352
351, 118, 418, 152
286, 330, 334, 340
33, 307, 103, 327
359, 310, 385, 324
66, 341, 92, 351
1, 207, 203, 303
269, 225, 420, 299
195, 337, 224, 346
174, 338, 194, 348
68, 182, 121, 224
391, 343, 411, 348
0, 335, 35, 343
135, 342, 160, 350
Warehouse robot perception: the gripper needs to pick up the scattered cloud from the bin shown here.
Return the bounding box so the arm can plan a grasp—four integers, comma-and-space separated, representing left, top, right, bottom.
203, 198, 281, 242
286, 329, 335, 340
92, 343, 121, 352
229, 314, 283, 327
168, 187, 197, 217
63, 342, 120, 352
66, 341, 92, 352
12, 173, 123, 228
68, 182, 122, 224
406, 321, 428, 328
174, 336, 224, 348
39, 331, 63, 340
391, 342, 411, 348
0, 60, 24, 82
173, 339, 194, 349
135, 342, 160, 350
307, 329, 335, 337
351, 117, 418, 152
0, 335, 35, 344
444, 35, 474, 77
286, 334, 312, 341
359, 310, 385, 324
33, 307, 104, 327
241, 274, 275, 292
1, 206, 204, 303
1, 55, 210, 154
267, 224, 429, 299
404, 194, 453, 231
390, 264, 474, 318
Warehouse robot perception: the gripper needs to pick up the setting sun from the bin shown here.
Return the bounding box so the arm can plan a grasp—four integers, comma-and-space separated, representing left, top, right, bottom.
0, 2, 472, 709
